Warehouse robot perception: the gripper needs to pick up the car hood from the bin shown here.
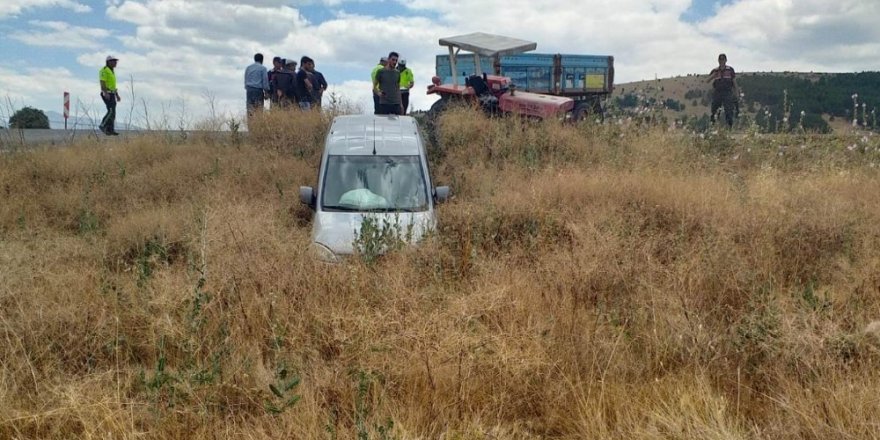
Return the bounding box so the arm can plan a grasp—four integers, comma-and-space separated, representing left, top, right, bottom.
312, 210, 436, 255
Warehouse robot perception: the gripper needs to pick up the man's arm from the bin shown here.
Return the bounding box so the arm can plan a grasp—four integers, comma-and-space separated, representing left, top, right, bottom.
373, 70, 382, 94
706, 69, 718, 83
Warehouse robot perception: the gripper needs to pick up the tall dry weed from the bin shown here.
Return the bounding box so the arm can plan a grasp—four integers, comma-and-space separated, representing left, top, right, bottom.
3, 108, 880, 438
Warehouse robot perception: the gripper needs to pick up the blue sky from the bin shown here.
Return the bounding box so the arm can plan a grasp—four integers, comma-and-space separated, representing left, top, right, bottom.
1, 0, 878, 128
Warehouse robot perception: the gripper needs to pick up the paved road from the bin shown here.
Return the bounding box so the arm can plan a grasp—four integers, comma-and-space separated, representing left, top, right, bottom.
0, 128, 235, 149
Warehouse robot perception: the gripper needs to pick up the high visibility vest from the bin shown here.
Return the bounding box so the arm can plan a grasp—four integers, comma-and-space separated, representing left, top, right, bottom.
99, 66, 117, 91
399, 68, 414, 90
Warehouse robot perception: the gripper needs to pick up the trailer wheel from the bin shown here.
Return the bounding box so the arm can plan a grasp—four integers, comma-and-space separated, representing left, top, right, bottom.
571, 100, 604, 123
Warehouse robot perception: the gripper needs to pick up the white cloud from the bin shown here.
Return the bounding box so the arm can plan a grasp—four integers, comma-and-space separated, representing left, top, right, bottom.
0, 0, 90, 18
700, 0, 880, 70
0, 66, 103, 126
10, 21, 111, 49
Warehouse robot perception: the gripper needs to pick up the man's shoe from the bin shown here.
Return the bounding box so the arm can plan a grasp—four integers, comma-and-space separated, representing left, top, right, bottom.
108, 131, 120, 136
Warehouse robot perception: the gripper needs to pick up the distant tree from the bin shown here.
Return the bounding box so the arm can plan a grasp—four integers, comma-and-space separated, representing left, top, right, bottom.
9, 107, 50, 129
616, 93, 639, 108
664, 98, 684, 111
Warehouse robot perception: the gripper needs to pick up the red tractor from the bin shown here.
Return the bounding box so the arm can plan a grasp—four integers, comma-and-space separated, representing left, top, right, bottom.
426, 33, 614, 121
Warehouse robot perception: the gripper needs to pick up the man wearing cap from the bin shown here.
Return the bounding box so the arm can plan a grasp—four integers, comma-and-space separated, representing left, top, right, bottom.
99, 55, 121, 135
244, 53, 269, 119
398, 59, 414, 115
371, 57, 386, 114
707, 53, 738, 128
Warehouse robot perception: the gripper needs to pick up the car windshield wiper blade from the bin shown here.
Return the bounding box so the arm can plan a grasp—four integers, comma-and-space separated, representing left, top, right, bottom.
322, 204, 362, 211
362, 207, 423, 213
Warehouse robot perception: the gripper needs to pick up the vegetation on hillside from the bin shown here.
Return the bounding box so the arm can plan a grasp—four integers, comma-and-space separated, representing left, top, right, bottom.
2, 108, 880, 438
615, 72, 880, 134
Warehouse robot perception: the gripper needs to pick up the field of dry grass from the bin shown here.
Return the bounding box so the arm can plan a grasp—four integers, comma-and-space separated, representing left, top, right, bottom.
3, 107, 880, 439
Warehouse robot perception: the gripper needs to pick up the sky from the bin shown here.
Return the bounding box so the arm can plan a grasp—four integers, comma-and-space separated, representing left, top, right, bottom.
1, 0, 878, 128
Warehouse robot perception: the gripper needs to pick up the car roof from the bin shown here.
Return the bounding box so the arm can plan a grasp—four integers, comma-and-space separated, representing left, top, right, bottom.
325, 115, 423, 156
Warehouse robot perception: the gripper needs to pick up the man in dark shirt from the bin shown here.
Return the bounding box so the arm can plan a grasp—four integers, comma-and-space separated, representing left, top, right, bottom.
297, 56, 315, 110
311, 65, 328, 109
373, 51, 402, 115
272, 59, 298, 107
708, 53, 738, 128
267, 56, 283, 108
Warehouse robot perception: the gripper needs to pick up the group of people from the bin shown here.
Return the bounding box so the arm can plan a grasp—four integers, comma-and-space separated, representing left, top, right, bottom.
244, 53, 327, 118
92, 51, 740, 136
372, 51, 414, 115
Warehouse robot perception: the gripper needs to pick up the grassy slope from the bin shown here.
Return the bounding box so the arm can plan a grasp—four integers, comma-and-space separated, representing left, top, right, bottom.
2, 108, 880, 438
614, 72, 861, 132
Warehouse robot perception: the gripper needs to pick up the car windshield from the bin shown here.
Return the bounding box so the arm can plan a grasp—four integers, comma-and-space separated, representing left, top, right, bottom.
321, 155, 429, 212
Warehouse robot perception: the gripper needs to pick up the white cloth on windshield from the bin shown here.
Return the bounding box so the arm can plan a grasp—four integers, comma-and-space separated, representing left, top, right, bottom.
338, 188, 388, 209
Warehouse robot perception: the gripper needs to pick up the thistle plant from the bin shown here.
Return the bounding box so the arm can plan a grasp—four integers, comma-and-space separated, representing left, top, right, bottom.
798, 110, 806, 133
852, 93, 859, 127
863, 103, 868, 128
782, 89, 791, 132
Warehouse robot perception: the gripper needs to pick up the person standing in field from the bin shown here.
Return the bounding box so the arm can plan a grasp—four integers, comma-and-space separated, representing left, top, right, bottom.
371, 57, 387, 114
99, 55, 121, 136
267, 56, 284, 108
311, 62, 328, 109
297, 56, 316, 111
398, 59, 414, 115
272, 59, 298, 108
374, 52, 403, 115
708, 53, 738, 128
244, 53, 269, 119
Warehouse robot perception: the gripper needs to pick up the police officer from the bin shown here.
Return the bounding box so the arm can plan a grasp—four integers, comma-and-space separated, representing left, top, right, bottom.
708, 53, 738, 128
371, 57, 387, 114
99, 55, 121, 135
398, 59, 414, 115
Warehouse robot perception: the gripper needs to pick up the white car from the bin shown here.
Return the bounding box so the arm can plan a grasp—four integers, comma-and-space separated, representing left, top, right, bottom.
299, 114, 450, 262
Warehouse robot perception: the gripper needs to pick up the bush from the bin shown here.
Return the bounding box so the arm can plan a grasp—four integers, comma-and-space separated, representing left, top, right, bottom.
9, 106, 49, 129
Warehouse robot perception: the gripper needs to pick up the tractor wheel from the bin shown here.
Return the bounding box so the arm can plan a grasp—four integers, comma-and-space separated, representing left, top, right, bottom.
426, 98, 447, 149
427, 98, 447, 120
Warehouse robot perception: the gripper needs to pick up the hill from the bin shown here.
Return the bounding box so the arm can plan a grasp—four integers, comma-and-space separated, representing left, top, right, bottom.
613, 72, 880, 133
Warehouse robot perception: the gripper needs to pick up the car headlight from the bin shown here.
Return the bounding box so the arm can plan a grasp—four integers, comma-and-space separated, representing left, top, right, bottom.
308, 242, 340, 263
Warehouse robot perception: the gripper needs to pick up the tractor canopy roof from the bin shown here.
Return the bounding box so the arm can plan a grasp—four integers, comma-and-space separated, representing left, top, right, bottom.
438, 32, 537, 58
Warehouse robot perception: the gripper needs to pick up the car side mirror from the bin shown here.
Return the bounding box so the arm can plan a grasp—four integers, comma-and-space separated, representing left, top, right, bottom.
434, 186, 450, 203
299, 186, 315, 208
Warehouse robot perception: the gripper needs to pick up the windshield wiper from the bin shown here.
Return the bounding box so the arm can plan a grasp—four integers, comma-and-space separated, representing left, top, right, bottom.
362, 207, 423, 213
322, 204, 362, 212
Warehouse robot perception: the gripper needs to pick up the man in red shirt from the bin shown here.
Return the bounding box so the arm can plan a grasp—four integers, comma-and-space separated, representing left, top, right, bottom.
708, 53, 738, 128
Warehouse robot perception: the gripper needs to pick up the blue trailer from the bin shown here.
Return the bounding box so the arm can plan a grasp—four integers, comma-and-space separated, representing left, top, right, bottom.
435, 51, 615, 118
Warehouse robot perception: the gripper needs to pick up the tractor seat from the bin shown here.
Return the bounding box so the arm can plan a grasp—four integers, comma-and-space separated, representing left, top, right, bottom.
466, 74, 490, 96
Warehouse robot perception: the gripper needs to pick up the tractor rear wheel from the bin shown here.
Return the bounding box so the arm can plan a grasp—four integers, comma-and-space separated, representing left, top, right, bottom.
426, 98, 447, 148
427, 98, 447, 119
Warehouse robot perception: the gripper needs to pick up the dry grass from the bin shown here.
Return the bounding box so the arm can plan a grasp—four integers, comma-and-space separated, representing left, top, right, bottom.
2, 107, 880, 439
